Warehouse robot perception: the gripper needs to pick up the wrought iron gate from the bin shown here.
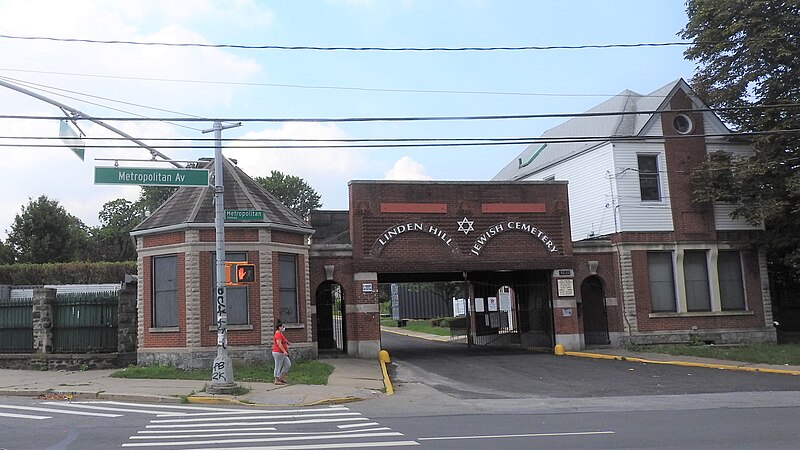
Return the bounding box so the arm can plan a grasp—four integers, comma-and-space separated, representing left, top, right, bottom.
316, 282, 346, 354
0, 298, 33, 352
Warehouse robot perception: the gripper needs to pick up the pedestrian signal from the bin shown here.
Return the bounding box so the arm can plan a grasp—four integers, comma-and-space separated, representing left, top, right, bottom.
235, 264, 256, 283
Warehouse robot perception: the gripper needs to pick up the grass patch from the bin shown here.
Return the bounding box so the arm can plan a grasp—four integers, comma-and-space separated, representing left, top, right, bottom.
111, 360, 334, 385
381, 318, 451, 337
627, 343, 800, 366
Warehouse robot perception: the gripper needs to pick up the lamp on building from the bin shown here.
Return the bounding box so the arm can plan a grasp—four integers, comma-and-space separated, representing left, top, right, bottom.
324, 265, 335, 281
588, 260, 599, 275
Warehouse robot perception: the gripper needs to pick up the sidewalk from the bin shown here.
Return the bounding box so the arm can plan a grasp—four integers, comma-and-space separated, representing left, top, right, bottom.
0, 358, 387, 406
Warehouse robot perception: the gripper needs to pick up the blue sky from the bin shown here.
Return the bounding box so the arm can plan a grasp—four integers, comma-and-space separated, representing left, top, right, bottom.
0, 0, 696, 238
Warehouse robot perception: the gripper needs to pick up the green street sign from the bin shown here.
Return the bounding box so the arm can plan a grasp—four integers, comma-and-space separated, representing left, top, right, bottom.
225, 210, 264, 221
94, 167, 209, 187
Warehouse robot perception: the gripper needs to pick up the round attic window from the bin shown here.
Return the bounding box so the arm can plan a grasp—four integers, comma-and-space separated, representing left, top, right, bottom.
673, 114, 693, 134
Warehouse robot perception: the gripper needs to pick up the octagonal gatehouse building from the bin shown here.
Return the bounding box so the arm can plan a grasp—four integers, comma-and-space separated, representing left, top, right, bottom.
130, 157, 315, 368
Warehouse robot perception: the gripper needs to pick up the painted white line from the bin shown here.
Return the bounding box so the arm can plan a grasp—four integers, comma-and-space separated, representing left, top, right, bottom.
0, 404, 121, 418
121, 431, 406, 447
196, 441, 419, 450
418, 430, 616, 441
149, 412, 361, 423
78, 401, 268, 413
137, 427, 277, 434
338, 422, 380, 429
146, 416, 369, 428
0, 411, 51, 420
41, 402, 187, 416
154, 406, 349, 418
129, 429, 392, 440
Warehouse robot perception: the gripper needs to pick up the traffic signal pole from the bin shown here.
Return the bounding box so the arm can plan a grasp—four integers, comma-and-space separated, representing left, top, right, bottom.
203, 120, 241, 394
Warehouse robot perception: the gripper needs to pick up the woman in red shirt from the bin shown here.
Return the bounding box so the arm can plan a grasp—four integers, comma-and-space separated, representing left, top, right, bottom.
272, 320, 291, 385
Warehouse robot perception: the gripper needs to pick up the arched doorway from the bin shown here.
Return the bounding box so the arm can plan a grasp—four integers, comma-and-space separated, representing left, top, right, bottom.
580, 276, 609, 346
316, 282, 346, 354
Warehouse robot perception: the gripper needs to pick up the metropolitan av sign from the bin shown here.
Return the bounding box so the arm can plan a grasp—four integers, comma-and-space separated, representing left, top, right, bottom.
94, 167, 209, 187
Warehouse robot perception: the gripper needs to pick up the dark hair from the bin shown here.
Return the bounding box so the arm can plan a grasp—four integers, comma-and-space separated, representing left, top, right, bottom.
275, 320, 283, 330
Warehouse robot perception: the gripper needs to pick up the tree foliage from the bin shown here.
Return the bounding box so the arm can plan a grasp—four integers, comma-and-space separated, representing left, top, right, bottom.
6, 195, 89, 264
682, 0, 800, 275
255, 170, 322, 218
88, 198, 144, 262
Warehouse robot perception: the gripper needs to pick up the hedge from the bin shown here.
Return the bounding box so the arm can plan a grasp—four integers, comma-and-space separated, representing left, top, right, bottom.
0, 261, 137, 285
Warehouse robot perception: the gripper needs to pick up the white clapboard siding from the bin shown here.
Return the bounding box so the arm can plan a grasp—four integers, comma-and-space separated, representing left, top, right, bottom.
612, 142, 674, 232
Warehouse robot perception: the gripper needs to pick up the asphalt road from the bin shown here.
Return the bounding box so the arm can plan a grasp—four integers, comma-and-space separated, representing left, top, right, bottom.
380, 330, 800, 399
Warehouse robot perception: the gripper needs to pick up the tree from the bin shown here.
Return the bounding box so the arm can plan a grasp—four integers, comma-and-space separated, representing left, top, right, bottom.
681, 0, 800, 276
6, 195, 89, 263
0, 239, 14, 264
137, 186, 177, 215
255, 170, 322, 218
89, 198, 144, 262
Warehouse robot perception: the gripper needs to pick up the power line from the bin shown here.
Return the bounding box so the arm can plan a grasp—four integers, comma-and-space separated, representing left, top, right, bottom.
0, 68, 677, 99
0, 34, 693, 51
2, 103, 799, 123
1, 130, 797, 150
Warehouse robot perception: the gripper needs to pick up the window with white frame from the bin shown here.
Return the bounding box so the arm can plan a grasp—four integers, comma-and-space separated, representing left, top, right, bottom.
647, 251, 677, 312
684, 250, 712, 312
718, 250, 746, 311
153, 255, 178, 327
211, 251, 249, 325
279, 253, 299, 323
637, 154, 661, 201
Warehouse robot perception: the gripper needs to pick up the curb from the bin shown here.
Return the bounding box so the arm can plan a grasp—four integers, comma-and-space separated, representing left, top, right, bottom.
563, 351, 800, 376
382, 327, 451, 343
186, 395, 365, 407
0, 389, 182, 403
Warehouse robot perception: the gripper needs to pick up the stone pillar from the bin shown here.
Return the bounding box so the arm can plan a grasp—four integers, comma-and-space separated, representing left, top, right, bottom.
32, 288, 56, 354
117, 282, 138, 353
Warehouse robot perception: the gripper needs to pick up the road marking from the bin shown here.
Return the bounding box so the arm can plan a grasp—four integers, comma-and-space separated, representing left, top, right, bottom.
0, 404, 121, 418
121, 431, 407, 447
149, 411, 361, 423
129, 429, 393, 440
338, 422, 380, 429
41, 402, 188, 416
184, 442, 419, 449
0, 411, 51, 420
137, 427, 278, 434
146, 417, 370, 428
418, 430, 616, 441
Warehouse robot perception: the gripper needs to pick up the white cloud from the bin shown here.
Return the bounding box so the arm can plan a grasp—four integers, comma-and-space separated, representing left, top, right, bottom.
225, 122, 369, 209
383, 156, 432, 180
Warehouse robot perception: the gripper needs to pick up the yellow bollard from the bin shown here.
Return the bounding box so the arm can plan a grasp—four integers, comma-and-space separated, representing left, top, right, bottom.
554, 344, 565, 356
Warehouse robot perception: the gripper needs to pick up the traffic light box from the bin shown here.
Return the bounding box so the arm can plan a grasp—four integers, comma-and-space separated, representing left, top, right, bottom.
224, 262, 256, 284
236, 264, 256, 283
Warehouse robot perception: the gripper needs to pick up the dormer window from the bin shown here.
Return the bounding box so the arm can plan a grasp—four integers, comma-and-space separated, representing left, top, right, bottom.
637, 154, 661, 201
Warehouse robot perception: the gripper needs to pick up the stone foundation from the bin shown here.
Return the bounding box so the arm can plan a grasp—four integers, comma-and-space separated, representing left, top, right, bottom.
0, 353, 136, 371
621, 328, 778, 346
137, 343, 318, 370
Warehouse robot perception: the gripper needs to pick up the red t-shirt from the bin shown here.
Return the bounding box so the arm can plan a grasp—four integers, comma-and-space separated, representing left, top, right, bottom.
272, 329, 289, 353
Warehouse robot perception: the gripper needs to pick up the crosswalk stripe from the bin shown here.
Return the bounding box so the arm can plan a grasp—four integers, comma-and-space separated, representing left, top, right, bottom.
149, 412, 361, 424
0, 411, 51, 420
0, 404, 121, 418
129, 428, 392, 440
216, 442, 420, 449
145, 417, 369, 428
153, 406, 350, 418
121, 431, 407, 447
338, 422, 380, 429
137, 427, 278, 434
40, 402, 188, 416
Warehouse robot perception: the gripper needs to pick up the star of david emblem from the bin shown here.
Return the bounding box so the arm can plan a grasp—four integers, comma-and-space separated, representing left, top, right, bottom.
457, 217, 475, 235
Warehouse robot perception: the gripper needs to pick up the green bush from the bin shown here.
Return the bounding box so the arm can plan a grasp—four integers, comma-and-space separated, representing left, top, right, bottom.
0, 261, 136, 285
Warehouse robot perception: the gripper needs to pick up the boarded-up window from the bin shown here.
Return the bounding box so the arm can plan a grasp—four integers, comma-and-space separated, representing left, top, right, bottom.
648, 252, 676, 312
718, 251, 746, 311
153, 255, 177, 327
279, 254, 299, 323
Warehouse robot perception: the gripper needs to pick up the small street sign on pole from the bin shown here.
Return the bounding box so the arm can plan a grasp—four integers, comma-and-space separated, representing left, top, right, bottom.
225, 210, 264, 221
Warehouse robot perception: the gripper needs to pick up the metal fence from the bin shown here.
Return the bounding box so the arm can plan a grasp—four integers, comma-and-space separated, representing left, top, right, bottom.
0, 298, 34, 353
52, 292, 118, 353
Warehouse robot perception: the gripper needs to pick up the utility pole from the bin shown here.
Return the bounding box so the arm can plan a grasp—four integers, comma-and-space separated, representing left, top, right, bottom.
203, 120, 241, 394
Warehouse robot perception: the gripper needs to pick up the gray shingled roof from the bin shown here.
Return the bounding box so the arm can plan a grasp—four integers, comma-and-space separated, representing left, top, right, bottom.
308, 210, 351, 245
492, 79, 715, 181
132, 157, 313, 234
